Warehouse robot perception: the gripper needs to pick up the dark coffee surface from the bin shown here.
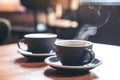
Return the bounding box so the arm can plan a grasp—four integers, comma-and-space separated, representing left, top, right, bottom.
55, 40, 92, 47
61, 42, 89, 47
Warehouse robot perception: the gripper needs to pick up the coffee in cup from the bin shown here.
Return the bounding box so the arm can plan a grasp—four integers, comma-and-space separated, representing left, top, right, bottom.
17, 33, 57, 53
55, 40, 95, 66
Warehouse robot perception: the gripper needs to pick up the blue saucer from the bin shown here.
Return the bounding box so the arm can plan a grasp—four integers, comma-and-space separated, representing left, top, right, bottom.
44, 56, 102, 72
17, 49, 55, 58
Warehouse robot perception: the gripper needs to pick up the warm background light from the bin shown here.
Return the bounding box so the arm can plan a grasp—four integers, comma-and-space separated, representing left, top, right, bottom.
0, 0, 25, 12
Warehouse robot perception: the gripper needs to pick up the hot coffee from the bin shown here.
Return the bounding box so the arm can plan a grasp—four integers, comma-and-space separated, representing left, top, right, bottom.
56, 40, 91, 47
55, 40, 95, 66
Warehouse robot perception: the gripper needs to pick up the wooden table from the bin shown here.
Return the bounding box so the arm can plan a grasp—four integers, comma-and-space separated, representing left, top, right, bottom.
0, 43, 120, 80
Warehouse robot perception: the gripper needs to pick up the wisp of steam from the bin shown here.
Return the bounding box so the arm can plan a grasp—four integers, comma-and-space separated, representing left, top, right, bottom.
75, 6, 111, 40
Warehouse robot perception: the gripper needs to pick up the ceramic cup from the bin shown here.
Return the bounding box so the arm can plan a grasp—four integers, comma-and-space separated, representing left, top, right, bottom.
17, 33, 57, 53
55, 40, 95, 66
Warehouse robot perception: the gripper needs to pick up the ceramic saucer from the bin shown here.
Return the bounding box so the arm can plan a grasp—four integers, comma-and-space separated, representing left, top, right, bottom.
44, 56, 102, 72
17, 49, 55, 59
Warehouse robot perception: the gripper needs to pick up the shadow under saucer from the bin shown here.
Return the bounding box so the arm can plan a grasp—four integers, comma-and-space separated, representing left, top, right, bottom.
15, 57, 47, 68
44, 68, 99, 80
44, 68, 90, 77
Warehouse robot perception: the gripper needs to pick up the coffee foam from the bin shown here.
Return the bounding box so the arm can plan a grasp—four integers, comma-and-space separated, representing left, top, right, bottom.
25, 33, 57, 38
55, 40, 92, 47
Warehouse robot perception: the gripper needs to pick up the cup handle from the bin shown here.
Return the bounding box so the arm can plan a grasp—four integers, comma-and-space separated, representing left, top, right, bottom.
83, 48, 95, 64
17, 39, 27, 51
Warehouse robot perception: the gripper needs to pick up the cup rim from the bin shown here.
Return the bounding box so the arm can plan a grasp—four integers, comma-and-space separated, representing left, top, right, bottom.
24, 33, 57, 38
55, 40, 93, 47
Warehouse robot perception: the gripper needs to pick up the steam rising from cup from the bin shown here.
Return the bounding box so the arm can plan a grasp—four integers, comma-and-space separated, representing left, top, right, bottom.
75, 6, 111, 40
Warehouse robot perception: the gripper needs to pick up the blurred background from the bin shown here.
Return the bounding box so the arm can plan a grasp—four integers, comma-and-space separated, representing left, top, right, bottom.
0, 0, 120, 45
